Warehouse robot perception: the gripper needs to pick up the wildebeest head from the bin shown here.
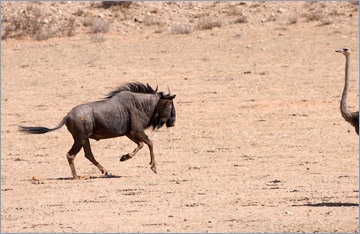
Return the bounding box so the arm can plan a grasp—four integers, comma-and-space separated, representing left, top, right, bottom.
151, 92, 176, 129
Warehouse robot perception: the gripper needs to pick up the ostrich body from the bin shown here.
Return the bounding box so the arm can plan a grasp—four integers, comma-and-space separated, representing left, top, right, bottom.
335, 46, 359, 135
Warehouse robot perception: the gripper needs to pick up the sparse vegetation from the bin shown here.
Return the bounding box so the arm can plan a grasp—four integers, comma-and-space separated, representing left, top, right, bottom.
0, 1, 357, 41
249, 2, 262, 8
197, 17, 222, 30
303, 1, 316, 11
318, 18, 333, 26
101, 1, 132, 9
287, 15, 298, 25
143, 16, 162, 26
91, 34, 106, 43
263, 13, 276, 22
1, 6, 76, 40
154, 24, 167, 34
170, 23, 193, 35
329, 9, 343, 17
73, 9, 90, 17
227, 6, 243, 16
64, 18, 77, 37
83, 17, 110, 33
302, 11, 323, 22
234, 15, 248, 24
350, 1, 359, 12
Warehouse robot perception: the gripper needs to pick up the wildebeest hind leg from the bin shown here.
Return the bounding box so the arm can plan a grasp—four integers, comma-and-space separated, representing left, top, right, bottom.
83, 139, 109, 176
67, 140, 89, 180
120, 135, 144, 162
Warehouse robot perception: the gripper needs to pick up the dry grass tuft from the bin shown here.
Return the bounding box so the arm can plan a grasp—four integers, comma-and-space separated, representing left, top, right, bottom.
303, 1, 316, 11
302, 11, 323, 22
317, 18, 333, 26
170, 23, 193, 35
143, 16, 162, 26
197, 17, 222, 30
329, 9, 343, 17
64, 18, 77, 37
101, 1, 132, 9
91, 35, 106, 43
234, 15, 248, 24
287, 15, 298, 25
249, 2, 262, 8
73, 9, 90, 17
83, 17, 110, 33
227, 6, 243, 16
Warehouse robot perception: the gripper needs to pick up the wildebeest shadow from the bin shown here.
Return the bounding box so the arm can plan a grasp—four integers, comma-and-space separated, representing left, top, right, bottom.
48, 175, 124, 180
293, 202, 359, 207
24, 174, 124, 182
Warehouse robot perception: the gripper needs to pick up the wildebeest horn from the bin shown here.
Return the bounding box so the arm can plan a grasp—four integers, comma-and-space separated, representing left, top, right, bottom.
155, 85, 158, 92
167, 85, 171, 95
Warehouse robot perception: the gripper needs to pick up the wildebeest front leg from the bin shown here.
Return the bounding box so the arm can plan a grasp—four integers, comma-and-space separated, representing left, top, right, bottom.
83, 139, 109, 176
137, 132, 156, 174
120, 134, 144, 162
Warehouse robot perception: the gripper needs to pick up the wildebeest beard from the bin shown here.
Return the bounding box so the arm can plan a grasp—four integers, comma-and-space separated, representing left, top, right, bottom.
157, 120, 166, 129
166, 102, 176, 127
149, 114, 166, 130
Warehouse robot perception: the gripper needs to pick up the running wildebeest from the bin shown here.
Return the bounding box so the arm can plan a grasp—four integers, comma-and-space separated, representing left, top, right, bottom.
20, 82, 176, 179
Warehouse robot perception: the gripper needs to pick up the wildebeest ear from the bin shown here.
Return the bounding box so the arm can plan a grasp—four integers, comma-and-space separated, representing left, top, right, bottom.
168, 94, 176, 100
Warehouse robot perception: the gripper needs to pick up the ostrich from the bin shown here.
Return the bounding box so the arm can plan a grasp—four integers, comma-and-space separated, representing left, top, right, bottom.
335, 46, 359, 135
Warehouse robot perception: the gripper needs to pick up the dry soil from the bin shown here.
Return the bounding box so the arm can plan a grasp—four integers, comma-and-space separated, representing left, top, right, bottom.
1, 1, 359, 233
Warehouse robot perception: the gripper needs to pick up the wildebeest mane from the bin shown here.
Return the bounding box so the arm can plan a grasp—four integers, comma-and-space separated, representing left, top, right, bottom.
105, 82, 157, 99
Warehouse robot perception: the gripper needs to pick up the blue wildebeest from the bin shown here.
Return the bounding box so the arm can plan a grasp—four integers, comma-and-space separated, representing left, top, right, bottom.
20, 82, 176, 179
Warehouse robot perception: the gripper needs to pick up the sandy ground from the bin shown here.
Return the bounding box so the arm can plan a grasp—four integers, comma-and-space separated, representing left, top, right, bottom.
1, 1, 359, 233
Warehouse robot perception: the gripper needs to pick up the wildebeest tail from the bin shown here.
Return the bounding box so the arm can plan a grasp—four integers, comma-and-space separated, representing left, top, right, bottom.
19, 115, 68, 134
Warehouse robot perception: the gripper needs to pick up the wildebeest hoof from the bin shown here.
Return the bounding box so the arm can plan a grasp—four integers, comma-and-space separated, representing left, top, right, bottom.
120, 154, 131, 162
151, 166, 157, 174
